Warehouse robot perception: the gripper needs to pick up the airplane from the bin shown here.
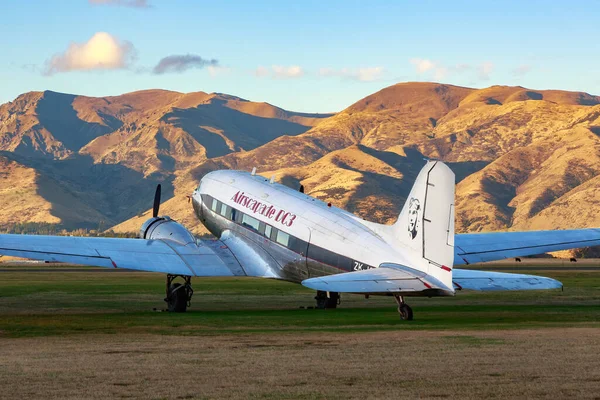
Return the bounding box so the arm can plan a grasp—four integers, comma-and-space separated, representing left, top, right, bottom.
1, 160, 600, 320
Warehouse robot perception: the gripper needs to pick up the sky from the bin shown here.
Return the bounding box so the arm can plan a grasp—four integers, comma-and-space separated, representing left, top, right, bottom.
1, 0, 600, 112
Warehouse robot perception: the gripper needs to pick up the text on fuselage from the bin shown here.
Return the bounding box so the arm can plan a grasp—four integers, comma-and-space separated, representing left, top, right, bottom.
231, 191, 297, 227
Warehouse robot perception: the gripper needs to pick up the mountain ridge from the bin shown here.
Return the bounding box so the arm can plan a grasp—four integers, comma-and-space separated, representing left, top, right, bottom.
1, 83, 599, 252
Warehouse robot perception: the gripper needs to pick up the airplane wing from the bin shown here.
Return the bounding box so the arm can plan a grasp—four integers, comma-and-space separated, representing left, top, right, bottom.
454, 228, 600, 265
301, 264, 562, 294
452, 269, 562, 291
0, 232, 278, 278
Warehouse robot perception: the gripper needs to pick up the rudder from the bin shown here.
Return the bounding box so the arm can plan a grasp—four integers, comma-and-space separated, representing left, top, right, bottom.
392, 161, 455, 289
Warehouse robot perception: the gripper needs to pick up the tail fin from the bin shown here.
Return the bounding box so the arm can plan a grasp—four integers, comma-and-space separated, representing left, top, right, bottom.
393, 161, 455, 289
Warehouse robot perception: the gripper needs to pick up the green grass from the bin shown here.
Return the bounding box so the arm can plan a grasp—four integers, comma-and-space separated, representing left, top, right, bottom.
0, 268, 599, 338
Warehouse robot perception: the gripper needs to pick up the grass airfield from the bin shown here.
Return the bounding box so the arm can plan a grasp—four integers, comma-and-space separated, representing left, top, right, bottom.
0, 262, 599, 399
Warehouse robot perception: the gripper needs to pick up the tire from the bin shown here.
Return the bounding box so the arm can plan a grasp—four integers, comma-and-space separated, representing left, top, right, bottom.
167, 283, 188, 313
325, 292, 339, 309
399, 304, 413, 321
315, 291, 338, 309
315, 291, 328, 309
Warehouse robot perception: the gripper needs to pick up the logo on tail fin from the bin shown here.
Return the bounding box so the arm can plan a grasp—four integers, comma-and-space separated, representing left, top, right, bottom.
407, 197, 421, 239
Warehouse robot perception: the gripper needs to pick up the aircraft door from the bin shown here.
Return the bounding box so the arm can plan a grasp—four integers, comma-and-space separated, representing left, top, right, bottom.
302, 227, 311, 278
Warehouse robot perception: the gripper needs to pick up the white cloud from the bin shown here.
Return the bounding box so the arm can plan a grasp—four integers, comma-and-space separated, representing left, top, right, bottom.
409, 58, 495, 82
207, 65, 232, 77
512, 64, 531, 76
44, 32, 135, 75
355, 67, 385, 82
433, 66, 448, 80
254, 66, 269, 77
318, 67, 385, 82
410, 58, 436, 73
272, 65, 304, 78
410, 58, 448, 81
478, 62, 494, 80
89, 0, 150, 8
455, 64, 471, 73
255, 65, 304, 79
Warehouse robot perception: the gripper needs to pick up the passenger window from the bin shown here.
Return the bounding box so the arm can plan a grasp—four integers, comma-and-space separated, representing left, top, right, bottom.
264, 225, 272, 239
211, 198, 219, 212
276, 230, 290, 247
241, 214, 260, 231
220, 203, 228, 217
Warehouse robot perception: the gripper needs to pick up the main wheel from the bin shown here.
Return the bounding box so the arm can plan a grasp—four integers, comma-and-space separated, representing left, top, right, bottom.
315, 291, 339, 309
167, 283, 188, 313
398, 304, 413, 321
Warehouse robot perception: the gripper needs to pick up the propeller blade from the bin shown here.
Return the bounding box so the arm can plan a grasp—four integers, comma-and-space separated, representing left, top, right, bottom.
153, 184, 161, 218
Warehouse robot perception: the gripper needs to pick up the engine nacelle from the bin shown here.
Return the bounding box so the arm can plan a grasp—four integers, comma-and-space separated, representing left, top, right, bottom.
140, 216, 197, 246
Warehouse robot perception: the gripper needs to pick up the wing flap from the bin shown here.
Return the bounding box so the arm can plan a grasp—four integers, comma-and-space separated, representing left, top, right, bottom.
455, 229, 600, 264
453, 269, 562, 291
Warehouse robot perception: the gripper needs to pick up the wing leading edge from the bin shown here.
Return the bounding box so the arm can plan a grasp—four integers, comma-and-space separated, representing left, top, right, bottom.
455, 228, 600, 265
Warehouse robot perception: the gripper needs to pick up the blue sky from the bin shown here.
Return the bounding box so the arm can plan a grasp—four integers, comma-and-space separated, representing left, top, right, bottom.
1, 0, 599, 112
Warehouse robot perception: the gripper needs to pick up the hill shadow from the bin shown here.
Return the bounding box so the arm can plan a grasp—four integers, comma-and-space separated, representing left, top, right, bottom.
336, 146, 490, 222
36, 91, 122, 151
0, 151, 174, 230
358, 145, 490, 183
162, 100, 314, 158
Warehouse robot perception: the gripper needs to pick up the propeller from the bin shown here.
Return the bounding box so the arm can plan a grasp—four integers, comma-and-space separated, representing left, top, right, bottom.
152, 184, 162, 218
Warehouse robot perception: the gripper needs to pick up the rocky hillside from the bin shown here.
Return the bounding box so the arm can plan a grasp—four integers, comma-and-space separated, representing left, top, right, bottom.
113, 83, 600, 237
2, 83, 600, 244
0, 89, 330, 229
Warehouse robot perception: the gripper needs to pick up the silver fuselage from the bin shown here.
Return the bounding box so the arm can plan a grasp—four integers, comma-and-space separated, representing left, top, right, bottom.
191, 170, 412, 284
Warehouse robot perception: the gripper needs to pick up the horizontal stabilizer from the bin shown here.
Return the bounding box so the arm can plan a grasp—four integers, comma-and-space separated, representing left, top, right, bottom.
301, 264, 453, 295
453, 269, 562, 291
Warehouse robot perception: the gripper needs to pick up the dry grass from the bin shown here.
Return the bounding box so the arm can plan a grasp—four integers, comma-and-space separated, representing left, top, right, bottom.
1, 328, 599, 399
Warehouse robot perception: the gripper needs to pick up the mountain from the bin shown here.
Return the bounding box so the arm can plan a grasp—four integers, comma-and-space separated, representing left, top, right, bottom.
0, 89, 331, 230
113, 83, 600, 238
2, 83, 600, 252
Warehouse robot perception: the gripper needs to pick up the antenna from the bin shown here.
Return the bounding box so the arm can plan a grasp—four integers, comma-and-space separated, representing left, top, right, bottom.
251, 167, 257, 176
269, 175, 275, 184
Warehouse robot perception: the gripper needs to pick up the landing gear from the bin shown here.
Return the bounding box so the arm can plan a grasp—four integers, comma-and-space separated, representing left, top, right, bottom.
165, 274, 194, 312
394, 295, 413, 321
315, 291, 340, 309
